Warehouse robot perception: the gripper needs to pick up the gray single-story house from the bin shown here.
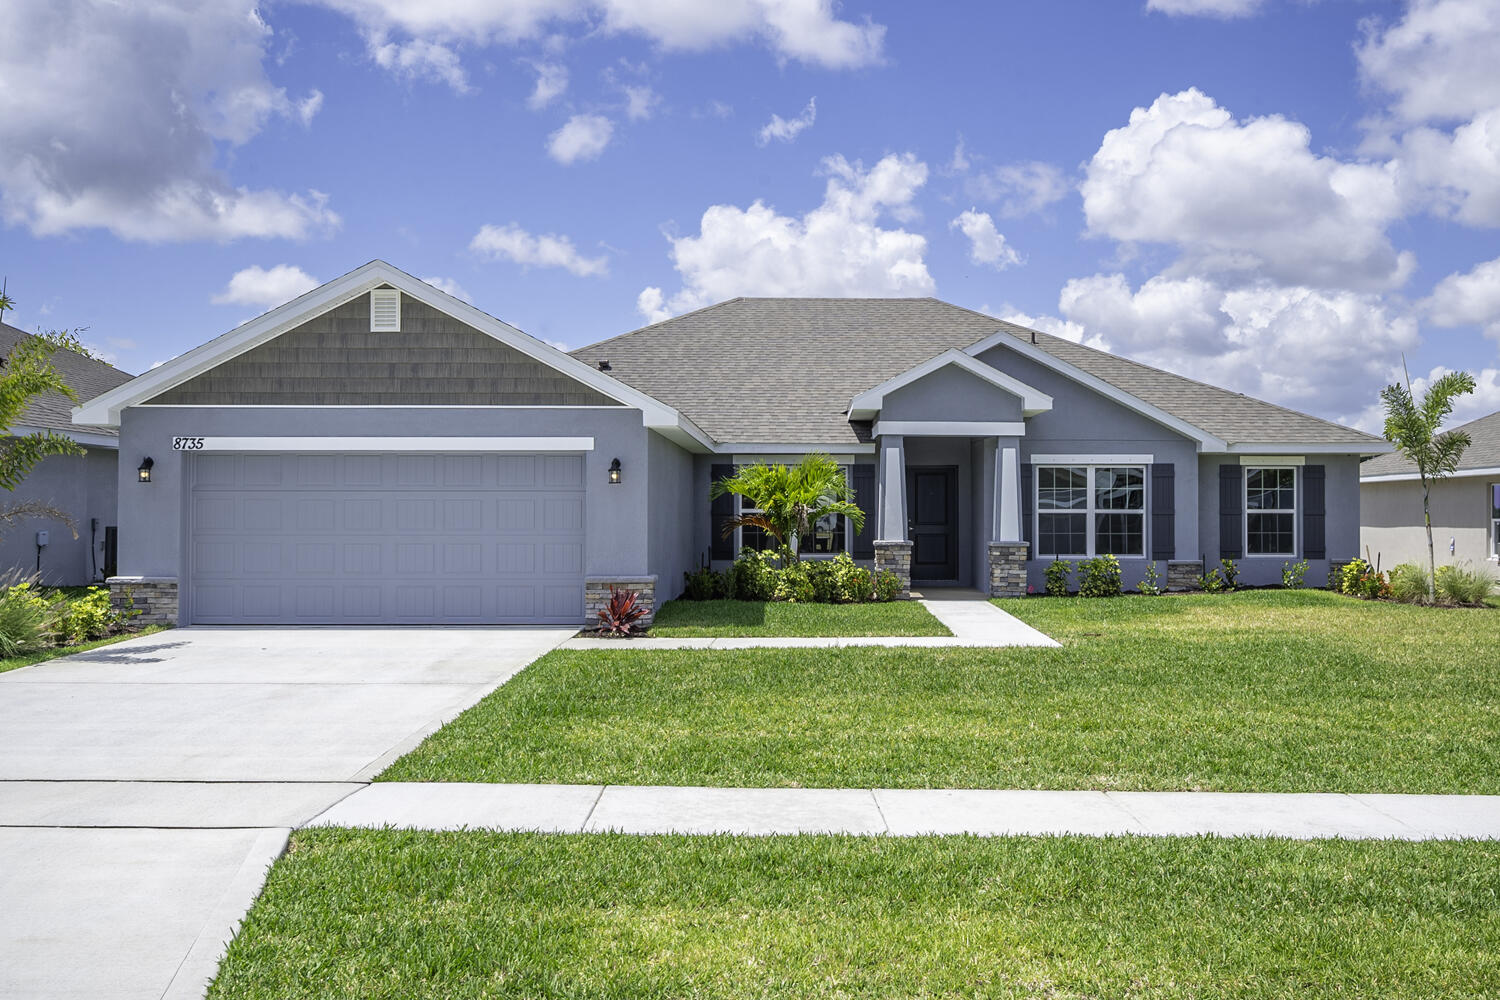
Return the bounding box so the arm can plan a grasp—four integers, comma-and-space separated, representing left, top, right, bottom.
74, 260, 1389, 626
1, 322, 132, 585
1360, 409, 1500, 570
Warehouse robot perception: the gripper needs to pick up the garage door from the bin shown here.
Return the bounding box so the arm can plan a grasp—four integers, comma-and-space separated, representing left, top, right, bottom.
188, 452, 585, 624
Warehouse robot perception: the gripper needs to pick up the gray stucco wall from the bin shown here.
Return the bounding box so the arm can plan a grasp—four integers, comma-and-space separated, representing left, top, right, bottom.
646, 431, 696, 601
973, 345, 1200, 591
1362, 476, 1497, 569
1197, 453, 1362, 587
881, 366, 1023, 422
116, 405, 653, 620
0, 447, 118, 586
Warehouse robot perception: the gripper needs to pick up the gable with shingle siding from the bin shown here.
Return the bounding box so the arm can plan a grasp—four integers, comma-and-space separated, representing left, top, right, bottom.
146, 295, 622, 407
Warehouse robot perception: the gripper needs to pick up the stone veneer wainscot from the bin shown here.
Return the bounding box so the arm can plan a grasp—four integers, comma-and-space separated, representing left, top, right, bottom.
873, 540, 913, 598
107, 576, 178, 626
584, 575, 657, 628
987, 542, 1028, 598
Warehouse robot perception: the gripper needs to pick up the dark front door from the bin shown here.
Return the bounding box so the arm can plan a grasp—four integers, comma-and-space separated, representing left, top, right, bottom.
907, 466, 958, 583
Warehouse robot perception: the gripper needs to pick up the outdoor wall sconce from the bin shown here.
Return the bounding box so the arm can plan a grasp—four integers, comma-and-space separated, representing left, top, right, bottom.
608, 457, 622, 484
137, 457, 154, 483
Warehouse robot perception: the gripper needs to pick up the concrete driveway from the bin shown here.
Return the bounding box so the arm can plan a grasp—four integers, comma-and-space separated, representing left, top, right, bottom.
0, 626, 570, 1000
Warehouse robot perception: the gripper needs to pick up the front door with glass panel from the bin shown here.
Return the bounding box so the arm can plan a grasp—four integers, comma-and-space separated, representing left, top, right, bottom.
907, 466, 958, 582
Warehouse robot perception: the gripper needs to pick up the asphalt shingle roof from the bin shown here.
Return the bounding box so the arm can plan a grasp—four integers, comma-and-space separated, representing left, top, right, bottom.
570, 298, 1384, 449
0, 322, 135, 438
1360, 409, 1500, 477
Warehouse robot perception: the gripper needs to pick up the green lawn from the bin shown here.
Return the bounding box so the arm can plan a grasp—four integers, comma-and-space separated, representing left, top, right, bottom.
0, 626, 167, 675
649, 598, 950, 637
383, 590, 1500, 792
209, 829, 1500, 1000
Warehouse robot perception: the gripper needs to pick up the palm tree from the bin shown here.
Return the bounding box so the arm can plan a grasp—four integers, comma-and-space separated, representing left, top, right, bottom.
710, 453, 864, 562
1380, 364, 1476, 601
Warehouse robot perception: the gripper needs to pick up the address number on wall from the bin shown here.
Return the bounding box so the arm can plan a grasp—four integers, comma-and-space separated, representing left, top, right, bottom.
172, 436, 206, 451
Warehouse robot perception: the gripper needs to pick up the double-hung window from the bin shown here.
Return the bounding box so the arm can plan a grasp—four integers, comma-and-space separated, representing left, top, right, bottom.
1245, 466, 1296, 556
736, 465, 851, 556
1490, 483, 1499, 559
1035, 465, 1144, 557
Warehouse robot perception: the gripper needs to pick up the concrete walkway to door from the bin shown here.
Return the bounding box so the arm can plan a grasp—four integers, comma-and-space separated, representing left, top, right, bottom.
0, 626, 572, 1000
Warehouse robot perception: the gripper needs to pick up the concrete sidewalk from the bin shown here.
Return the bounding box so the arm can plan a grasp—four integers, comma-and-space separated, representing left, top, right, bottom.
308, 783, 1500, 841
562, 590, 1059, 650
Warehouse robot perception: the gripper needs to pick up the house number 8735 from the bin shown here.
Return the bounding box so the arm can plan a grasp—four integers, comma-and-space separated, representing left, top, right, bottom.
172, 437, 205, 451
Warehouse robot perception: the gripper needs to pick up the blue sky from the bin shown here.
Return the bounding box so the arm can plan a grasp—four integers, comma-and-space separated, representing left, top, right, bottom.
3, 0, 1499, 430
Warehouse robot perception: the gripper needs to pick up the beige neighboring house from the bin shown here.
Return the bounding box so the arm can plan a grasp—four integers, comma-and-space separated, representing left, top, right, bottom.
1360, 409, 1500, 570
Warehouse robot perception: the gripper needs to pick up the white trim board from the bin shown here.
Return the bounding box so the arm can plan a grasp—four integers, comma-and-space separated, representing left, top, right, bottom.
872, 420, 1026, 438
175, 436, 595, 453
732, 454, 862, 465
1226, 442, 1390, 456
71, 260, 713, 452
714, 442, 877, 455
1030, 453, 1154, 465
1239, 455, 1305, 466
1362, 465, 1500, 483
847, 348, 1052, 420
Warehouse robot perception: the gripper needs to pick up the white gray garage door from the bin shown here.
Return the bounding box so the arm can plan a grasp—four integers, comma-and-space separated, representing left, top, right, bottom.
188, 452, 585, 624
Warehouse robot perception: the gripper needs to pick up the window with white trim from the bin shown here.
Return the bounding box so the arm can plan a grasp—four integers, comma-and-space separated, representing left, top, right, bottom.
736, 466, 851, 556
1490, 483, 1499, 560
1245, 466, 1296, 555
1035, 465, 1144, 557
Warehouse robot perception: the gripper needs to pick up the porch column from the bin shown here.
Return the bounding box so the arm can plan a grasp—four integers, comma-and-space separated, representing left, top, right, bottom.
989, 435, 1027, 598
874, 434, 912, 595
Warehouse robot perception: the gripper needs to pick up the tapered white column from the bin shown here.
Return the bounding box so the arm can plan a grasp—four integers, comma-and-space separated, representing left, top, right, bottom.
994, 436, 1022, 542
877, 434, 907, 540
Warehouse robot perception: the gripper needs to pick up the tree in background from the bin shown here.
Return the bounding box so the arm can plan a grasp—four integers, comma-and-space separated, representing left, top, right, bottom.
1379, 364, 1477, 601
0, 286, 91, 541
710, 454, 864, 561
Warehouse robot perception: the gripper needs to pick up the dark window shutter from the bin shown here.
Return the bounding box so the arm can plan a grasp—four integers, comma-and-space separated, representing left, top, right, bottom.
1151, 463, 1175, 560
1303, 464, 1326, 560
1020, 462, 1034, 558
710, 463, 735, 560
851, 464, 876, 559
1219, 464, 1243, 560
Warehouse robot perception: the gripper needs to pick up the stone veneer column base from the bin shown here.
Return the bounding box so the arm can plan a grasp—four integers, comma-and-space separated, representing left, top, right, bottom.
107, 576, 178, 626
584, 575, 657, 628
987, 542, 1029, 598
873, 540, 913, 597
1166, 561, 1203, 592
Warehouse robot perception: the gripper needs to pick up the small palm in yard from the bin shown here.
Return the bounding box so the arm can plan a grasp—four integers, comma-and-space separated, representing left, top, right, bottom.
710, 453, 863, 561
1380, 364, 1476, 601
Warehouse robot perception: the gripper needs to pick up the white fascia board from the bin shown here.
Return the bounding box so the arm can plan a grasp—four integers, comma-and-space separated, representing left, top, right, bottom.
184, 436, 594, 452
1362, 465, 1500, 483
7, 423, 119, 449
847, 349, 1053, 420
1238, 455, 1305, 466
733, 453, 862, 465
1030, 453, 1154, 466
713, 441, 877, 455
1224, 442, 1392, 456
963, 331, 1228, 452
72, 260, 690, 430
872, 420, 1026, 437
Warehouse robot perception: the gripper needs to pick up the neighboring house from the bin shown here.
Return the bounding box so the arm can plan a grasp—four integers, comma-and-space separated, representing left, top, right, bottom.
1360, 409, 1500, 570
74, 261, 1389, 626
1, 322, 133, 585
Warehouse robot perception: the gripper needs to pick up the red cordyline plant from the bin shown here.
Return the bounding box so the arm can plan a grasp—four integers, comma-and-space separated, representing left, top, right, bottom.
597, 587, 647, 636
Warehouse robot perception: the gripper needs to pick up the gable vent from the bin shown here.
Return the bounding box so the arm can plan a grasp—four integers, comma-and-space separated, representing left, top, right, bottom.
369, 289, 401, 332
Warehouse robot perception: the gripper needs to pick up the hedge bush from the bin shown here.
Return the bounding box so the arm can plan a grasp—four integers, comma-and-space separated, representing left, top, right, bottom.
680, 551, 901, 604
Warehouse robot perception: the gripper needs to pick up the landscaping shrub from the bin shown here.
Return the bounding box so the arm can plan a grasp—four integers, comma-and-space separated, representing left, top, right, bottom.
1077, 554, 1122, 597
728, 549, 780, 601
1281, 560, 1308, 590
872, 568, 902, 602
831, 554, 872, 603
1337, 558, 1390, 600
1197, 559, 1238, 593
1436, 564, 1497, 606
773, 561, 815, 603
0, 583, 55, 657
1388, 562, 1429, 604
596, 587, 648, 635
680, 565, 726, 601
805, 558, 839, 603
1138, 561, 1163, 596
1044, 560, 1072, 596
52, 586, 126, 644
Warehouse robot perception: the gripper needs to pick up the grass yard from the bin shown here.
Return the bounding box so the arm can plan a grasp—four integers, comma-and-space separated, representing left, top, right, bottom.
648, 598, 950, 637
209, 829, 1500, 1000
0, 625, 167, 675
383, 590, 1500, 792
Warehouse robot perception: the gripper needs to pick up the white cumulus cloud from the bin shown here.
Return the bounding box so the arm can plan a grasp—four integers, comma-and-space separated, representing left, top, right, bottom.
1424, 255, 1500, 340
951, 209, 1021, 270
370, 36, 471, 92
212, 265, 320, 309
638, 153, 934, 322
471, 223, 609, 276
756, 98, 816, 145
527, 62, 568, 109
547, 114, 614, 164
1080, 88, 1412, 291
1145, 0, 1264, 16
624, 84, 660, 121
964, 161, 1068, 218
0, 0, 338, 242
